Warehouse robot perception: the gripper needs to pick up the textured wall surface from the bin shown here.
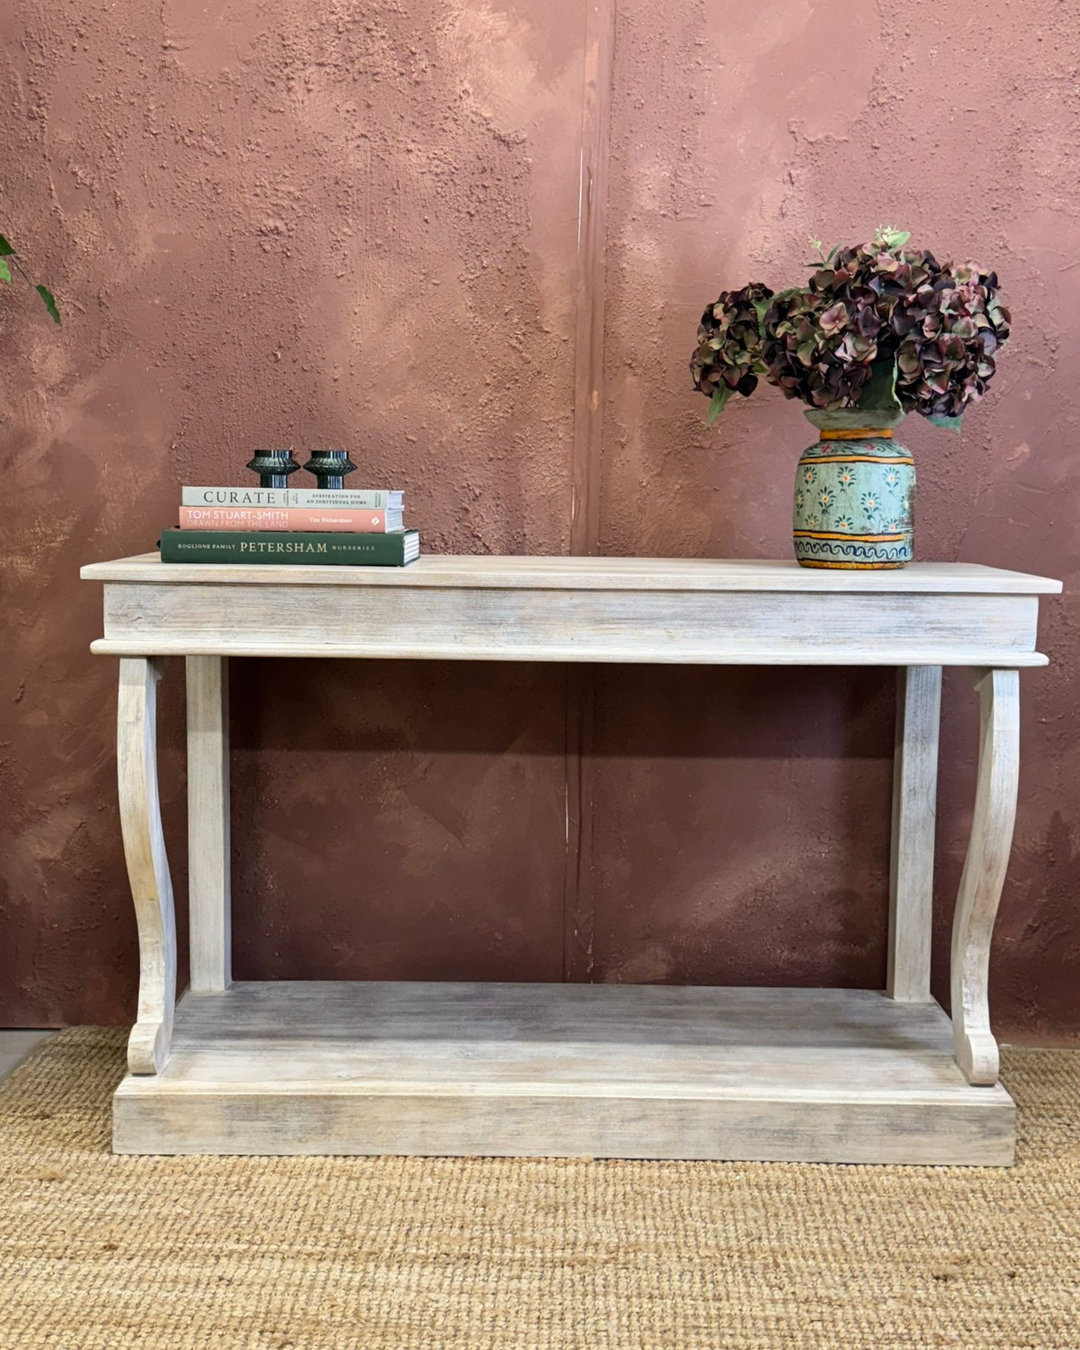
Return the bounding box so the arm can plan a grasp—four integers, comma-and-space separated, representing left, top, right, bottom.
1, 0, 1076, 1037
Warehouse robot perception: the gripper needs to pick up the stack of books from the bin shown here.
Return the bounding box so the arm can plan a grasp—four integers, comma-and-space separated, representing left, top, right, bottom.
159, 486, 420, 567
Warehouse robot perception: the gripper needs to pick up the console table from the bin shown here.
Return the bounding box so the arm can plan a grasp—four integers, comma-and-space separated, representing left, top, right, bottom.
81, 554, 1061, 1164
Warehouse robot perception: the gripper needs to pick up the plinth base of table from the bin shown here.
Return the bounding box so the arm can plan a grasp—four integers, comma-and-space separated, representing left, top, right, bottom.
112, 982, 1015, 1165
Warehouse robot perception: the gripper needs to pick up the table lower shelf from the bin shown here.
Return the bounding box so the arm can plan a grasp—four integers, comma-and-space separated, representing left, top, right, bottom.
113, 982, 1015, 1165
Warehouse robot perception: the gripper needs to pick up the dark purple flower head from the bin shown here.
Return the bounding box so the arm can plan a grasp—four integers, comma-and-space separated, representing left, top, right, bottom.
690, 283, 775, 408
693, 230, 1010, 424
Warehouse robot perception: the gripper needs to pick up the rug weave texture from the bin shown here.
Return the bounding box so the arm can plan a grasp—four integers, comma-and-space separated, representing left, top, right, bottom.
0, 1028, 1077, 1350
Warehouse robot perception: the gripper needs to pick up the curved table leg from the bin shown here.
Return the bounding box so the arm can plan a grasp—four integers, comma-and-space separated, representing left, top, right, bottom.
950, 668, 1020, 1085
118, 657, 176, 1074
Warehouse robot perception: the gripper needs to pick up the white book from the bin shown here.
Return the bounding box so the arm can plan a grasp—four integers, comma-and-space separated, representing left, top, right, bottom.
182, 487, 404, 509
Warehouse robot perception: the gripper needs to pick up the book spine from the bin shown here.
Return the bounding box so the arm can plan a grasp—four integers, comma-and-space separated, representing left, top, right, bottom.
288, 490, 402, 509
182, 487, 402, 508
160, 529, 418, 566
181, 488, 292, 507
179, 507, 293, 530
179, 507, 400, 532
280, 508, 400, 533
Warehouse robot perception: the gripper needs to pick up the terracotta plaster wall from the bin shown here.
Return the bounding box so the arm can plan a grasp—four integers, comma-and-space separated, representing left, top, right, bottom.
1, 0, 1077, 1037
0, 0, 584, 1022
596, 0, 1080, 1031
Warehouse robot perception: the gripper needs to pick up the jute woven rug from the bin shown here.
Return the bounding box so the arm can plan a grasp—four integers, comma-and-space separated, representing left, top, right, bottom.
0, 1029, 1077, 1349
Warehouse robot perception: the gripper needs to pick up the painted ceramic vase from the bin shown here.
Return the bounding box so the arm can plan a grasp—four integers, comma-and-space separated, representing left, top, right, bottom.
792, 407, 914, 569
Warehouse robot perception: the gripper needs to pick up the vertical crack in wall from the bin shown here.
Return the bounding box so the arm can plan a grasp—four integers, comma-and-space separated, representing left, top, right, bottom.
563, 0, 615, 981
569, 0, 614, 559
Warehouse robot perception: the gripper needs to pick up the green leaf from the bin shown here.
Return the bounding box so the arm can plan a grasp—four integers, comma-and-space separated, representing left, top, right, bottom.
855, 356, 902, 413
875, 226, 911, 252
0, 259, 10, 283
707, 385, 733, 425
36, 284, 60, 324
928, 411, 964, 432
0, 233, 14, 257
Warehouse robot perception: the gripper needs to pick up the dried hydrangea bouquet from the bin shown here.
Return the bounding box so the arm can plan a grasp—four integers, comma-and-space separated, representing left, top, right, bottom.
690, 228, 1010, 568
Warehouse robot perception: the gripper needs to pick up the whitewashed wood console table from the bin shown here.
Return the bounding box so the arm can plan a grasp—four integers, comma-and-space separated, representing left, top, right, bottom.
81, 554, 1061, 1164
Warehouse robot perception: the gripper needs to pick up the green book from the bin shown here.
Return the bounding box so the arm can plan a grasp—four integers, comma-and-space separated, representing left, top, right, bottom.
160, 528, 421, 566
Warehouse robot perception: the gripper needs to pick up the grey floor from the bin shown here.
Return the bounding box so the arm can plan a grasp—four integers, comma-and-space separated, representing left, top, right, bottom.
0, 1030, 56, 1084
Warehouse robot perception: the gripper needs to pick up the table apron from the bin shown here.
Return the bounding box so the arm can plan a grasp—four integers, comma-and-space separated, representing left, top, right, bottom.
95, 581, 1044, 665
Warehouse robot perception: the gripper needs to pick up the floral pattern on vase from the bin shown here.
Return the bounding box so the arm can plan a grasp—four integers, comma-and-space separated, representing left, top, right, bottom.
792, 408, 914, 569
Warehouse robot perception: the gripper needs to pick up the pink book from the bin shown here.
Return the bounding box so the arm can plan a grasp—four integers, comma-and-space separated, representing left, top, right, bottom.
179, 506, 404, 533
179, 506, 291, 530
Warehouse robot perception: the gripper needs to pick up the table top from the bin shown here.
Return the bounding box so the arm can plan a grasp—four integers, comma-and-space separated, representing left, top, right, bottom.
81, 553, 1063, 595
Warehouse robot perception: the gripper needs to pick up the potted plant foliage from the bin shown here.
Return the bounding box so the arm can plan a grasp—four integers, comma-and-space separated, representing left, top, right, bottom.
690, 228, 1010, 569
